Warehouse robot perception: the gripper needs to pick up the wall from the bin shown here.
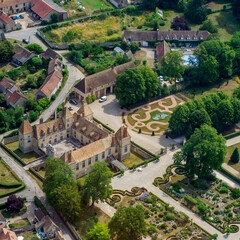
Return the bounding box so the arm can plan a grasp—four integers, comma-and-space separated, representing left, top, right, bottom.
131, 143, 153, 160
2, 135, 18, 145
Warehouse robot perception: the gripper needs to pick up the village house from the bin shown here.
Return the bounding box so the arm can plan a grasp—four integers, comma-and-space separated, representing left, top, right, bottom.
0, 77, 18, 93
0, 0, 32, 15
124, 30, 210, 46
156, 40, 170, 67
74, 61, 135, 101
0, 11, 16, 32
18, 104, 131, 178
0, 224, 17, 240
39, 47, 60, 61
11, 44, 35, 67
48, 58, 62, 75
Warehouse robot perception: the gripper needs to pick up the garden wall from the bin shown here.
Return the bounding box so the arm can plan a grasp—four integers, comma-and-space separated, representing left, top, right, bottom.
2, 135, 18, 145
131, 143, 153, 160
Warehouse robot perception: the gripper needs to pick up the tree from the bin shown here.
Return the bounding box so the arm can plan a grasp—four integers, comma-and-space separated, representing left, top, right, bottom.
25, 43, 44, 54
230, 148, 239, 164
43, 157, 75, 202
179, 124, 226, 179
230, 97, 240, 123
142, 0, 158, 10
0, 93, 6, 106
109, 206, 147, 240
83, 162, 113, 206
6, 195, 24, 212
30, 57, 43, 68
216, 100, 234, 130
233, 86, 240, 99
169, 104, 190, 136
161, 51, 185, 84
69, 50, 83, 65
129, 42, 140, 54
171, 17, 190, 31
199, 19, 218, 34
184, 0, 207, 24
229, 32, 240, 75
186, 109, 211, 139
28, 110, 38, 122
232, 0, 240, 21
138, 65, 159, 100
0, 41, 14, 63
51, 184, 82, 223
51, 12, 59, 23
87, 223, 110, 240
115, 68, 146, 106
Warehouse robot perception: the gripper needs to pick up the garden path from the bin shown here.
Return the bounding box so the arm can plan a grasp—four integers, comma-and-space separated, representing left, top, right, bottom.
124, 95, 184, 135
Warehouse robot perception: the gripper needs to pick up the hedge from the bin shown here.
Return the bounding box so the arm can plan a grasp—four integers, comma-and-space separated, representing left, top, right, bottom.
219, 167, 240, 185
34, 196, 49, 215
224, 131, 240, 140
0, 183, 25, 198
3, 130, 18, 138
93, 117, 115, 133
29, 168, 44, 182
159, 187, 179, 201
130, 141, 156, 157
0, 182, 22, 188
0, 143, 26, 166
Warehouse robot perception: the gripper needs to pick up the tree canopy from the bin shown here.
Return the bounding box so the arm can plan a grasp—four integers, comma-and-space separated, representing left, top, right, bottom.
171, 17, 190, 31
87, 223, 110, 240
83, 161, 113, 206
25, 43, 44, 54
109, 206, 147, 240
6, 195, 24, 212
0, 41, 14, 63
176, 124, 226, 179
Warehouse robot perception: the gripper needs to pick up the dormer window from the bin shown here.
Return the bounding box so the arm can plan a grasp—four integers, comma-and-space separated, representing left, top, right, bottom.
173, 37, 177, 40
200, 37, 203, 40
186, 36, 190, 40
193, 36, 197, 40
165, 36, 169, 40
180, 36, 183, 40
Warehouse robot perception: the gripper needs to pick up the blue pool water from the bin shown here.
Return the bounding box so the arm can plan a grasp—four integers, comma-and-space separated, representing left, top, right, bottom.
182, 54, 198, 66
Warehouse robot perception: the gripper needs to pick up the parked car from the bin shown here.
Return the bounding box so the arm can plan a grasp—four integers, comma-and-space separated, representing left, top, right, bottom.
11, 16, 16, 20
70, 99, 78, 105
176, 78, 184, 83
50, 113, 55, 120
137, 167, 143, 172
68, 106, 73, 111
15, 15, 20, 19
99, 96, 107, 102
22, 38, 29, 44
19, 14, 24, 19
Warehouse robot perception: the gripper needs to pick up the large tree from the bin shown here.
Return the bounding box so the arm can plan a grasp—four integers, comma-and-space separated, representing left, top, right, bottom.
115, 68, 146, 106
229, 32, 240, 75
43, 157, 75, 202
232, 0, 240, 21
199, 19, 218, 34
0, 41, 14, 63
184, 0, 207, 24
6, 195, 24, 213
87, 223, 110, 240
161, 51, 185, 84
171, 17, 190, 31
83, 162, 113, 206
25, 43, 44, 54
51, 184, 82, 223
109, 207, 147, 240
176, 124, 226, 179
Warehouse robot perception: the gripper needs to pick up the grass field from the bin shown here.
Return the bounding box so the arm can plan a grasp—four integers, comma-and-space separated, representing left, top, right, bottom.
79, 0, 113, 14
6, 141, 40, 163
122, 152, 145, 168
0, 160, 20, 184
17, 231, 38, 240
226, 143, 240, 173
10, 218, 30, 228
181, 79, 239, 100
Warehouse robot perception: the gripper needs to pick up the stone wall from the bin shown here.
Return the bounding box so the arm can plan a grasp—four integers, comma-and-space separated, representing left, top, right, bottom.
130, 143, 153, 160
2, 135, 18, 145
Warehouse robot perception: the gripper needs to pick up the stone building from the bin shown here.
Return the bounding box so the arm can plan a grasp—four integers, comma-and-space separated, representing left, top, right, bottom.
18, 104, 131, 178
0, 11, 16, 32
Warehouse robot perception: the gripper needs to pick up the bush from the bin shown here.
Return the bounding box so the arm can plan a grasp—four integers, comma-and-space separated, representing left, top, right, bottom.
231, 188, 240, 199
160, 20, 165, 26
220, 187, 228, 194
91, 95, 96, 102
86, 96, 91, 104
230, 148, 239, 164
165, 214, 175, 221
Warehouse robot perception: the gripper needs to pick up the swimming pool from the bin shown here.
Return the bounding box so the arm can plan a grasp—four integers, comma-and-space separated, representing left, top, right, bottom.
182, 54, 198, 66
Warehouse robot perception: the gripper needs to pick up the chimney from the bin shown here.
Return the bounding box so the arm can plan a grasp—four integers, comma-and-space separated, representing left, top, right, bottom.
67, 152, 72, 163
40, 118, 43, 124
111, 136, 115, 146
123, 127, 128, 138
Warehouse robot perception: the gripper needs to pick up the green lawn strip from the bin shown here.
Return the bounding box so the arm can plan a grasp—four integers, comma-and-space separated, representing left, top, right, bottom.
225, 143, 240, 173
9, 218, 30, 229
122, 152, 145, 168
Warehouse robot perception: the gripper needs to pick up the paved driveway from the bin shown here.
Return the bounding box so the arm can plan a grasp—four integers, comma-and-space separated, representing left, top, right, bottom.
90, 94, 176, 154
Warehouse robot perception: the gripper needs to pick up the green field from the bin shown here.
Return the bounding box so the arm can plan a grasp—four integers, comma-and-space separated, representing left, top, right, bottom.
80, 0, 113, 13
122, 152, 145, 168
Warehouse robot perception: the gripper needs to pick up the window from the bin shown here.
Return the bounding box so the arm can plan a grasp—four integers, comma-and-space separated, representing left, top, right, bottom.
43, 138, 45, 142
124, 145, 128, 153
67, 124, 69, 127
76, 163, 79, 170
82, 160, 85, 168
55, 133, 57, 137
41, 143, 43, 148
49, 130, 51, 134
54, 138, 57, 143
49, 136, 52, 139
67, 128, 70, 133
115, 145, 118, 153
81, 135, 83, 143
108, 148, 111, 155
102, 151, 105, 159
49, 140, 52, 144
60, 132, 63, 135
88, 158, 91, 165
95, 155, 98, 162
60, 136, 63, 141
27, 136, 31, 142
67, 119, 69, 122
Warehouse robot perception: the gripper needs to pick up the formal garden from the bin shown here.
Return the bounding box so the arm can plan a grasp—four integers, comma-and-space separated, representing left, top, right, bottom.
153, 164, 240, 234
0, 158, 25, 198
106, 187, 212, 239
124, 95, 184, 135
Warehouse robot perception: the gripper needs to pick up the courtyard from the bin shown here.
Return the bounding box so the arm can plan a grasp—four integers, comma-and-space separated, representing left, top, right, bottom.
124, 95, 184, 135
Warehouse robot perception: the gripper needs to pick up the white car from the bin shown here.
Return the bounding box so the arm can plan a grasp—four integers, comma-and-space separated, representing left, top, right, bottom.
137, 167, 143, 172
176, 78, 184, 83
99, 96, 107, 102
159, 75, 164, 81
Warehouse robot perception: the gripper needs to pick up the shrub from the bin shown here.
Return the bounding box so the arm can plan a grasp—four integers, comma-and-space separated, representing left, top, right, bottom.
165, 214, 175, 221
86, 96, 91, 104
231, 188, 240, 199
148, 225, 157, 235
231, 148, 239, 164
91, 95, 96, 102
137, 25, 143, 29
6, 195, 24, 213
158, 223, 167, 229
160, 20, 165, 26
220, 187, 228, 194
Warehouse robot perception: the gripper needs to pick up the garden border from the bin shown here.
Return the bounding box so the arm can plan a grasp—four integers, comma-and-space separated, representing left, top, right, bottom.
29, 168, 44, 182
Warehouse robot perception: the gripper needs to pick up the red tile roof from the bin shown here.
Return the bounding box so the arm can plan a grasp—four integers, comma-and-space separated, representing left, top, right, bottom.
0, 11, 11, 24
36, 70, 62, 97
8, 90, 26, 105
156, 40, 170, 66
31, 0, 54, 19
0, 77, 15, 88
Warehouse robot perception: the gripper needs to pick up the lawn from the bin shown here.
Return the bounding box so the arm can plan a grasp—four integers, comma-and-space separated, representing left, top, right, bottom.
78, 0, 113, 14
37, 169, 45, 178
7, 38, 27, 47
181, 79, 239, 100
17, 231, 38, 240
10, 218, 30, 228
226, 142, 240, 172
75, 206, 110, 238
6, 141, 40, 163
122, 152, 145, 168
0, 160, 20, 184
